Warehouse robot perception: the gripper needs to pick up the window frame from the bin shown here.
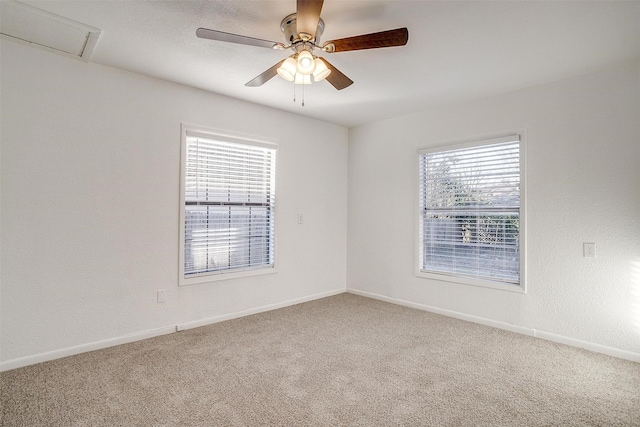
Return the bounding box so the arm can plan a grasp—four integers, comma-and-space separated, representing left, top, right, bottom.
179, 124, 278, 286
415, 133, 527, 293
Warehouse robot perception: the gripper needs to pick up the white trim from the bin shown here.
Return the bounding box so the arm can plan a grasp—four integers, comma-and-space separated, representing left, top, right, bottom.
347, 288, 532, 335
1, 289, 345, 372
180, 266, 278, 286
418, 134, 520, 155
181, 123, 279, 149
0, 326, 176, 372
4, 289, 638, 371
80, 30, 101, 61
415, 270, 525, 293
533, 330, 640, 363
177, 288, 345, 331
346, 288, 640, 363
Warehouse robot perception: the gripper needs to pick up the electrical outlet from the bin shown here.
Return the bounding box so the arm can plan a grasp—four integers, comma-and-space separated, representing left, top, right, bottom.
157, 289, 166, 303
583, 242, 596, 258
298, 213, 304, 224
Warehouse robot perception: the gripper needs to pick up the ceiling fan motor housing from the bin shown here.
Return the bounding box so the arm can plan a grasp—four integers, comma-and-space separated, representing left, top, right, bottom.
280, 13, 324, 44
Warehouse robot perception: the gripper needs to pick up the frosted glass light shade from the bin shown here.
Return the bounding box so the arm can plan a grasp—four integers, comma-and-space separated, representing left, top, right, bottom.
277, 57, 297, 81
294, 74, 311, 85
312, 58, 331, 82
296, 50, 315, 75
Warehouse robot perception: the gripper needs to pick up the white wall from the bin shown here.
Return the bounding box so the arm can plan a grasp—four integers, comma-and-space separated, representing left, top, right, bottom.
0, 40, 348, 368
347, 60, 640, 358
2, 38, 639, 369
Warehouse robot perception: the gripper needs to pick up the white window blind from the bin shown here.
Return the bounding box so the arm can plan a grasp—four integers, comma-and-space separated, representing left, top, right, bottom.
419, 136, 520, 285
183, 134, 276, 277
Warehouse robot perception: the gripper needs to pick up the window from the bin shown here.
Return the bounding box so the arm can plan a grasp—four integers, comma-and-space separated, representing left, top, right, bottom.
417, 135, 524, 291
180, 126, 276, 285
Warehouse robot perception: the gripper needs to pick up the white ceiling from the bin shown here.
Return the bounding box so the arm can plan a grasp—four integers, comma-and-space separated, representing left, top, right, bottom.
7, 0, 640, 128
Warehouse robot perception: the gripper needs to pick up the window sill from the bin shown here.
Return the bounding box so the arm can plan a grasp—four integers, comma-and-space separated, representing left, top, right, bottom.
415, 270, 526, 293
179, 266, 277, 286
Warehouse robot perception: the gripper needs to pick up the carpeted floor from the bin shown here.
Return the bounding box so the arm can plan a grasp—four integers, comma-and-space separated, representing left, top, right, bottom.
1, 293, 639, 426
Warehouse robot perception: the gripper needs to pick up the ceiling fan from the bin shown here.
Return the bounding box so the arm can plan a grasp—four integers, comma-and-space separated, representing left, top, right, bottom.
196, 0, 409, 91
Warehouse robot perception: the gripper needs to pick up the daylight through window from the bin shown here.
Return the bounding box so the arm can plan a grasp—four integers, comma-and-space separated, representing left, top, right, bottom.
419, 135, 521, 286
181, 131, 276, 281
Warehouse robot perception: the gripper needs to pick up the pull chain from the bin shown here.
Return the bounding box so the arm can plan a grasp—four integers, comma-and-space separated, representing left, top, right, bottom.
292, 78, 306, 107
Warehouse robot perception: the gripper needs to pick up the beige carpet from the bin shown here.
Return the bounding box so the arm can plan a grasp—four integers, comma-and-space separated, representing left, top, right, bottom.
1, 293, 639, 426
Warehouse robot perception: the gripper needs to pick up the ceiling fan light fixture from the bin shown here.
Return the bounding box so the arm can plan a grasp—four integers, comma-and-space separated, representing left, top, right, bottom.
277, 57, 297, 81
197, 1, 409, 93
294, 73, 312, 85
296, 50, 315, 75
312, 58, 331, 82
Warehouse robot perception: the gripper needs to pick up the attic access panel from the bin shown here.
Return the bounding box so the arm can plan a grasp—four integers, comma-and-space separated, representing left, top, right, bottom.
0, 1, 100, 61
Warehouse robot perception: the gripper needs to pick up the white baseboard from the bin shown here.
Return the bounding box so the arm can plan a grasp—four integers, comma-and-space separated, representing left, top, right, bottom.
347, 288, 640, 363
177, 288, 345, 331
347, 288, 533, 336
4, 287, 637, 371
0, 326, 176, 372
1, 288, 346, 372
533, 330, 640, 363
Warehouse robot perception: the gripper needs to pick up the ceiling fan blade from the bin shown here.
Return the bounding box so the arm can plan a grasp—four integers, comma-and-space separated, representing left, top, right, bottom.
196, 28, 279, 49
245, 60, 285, 87
296, 0, 324, 40
322, 59, 353, 90
324, 27, 408, 52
